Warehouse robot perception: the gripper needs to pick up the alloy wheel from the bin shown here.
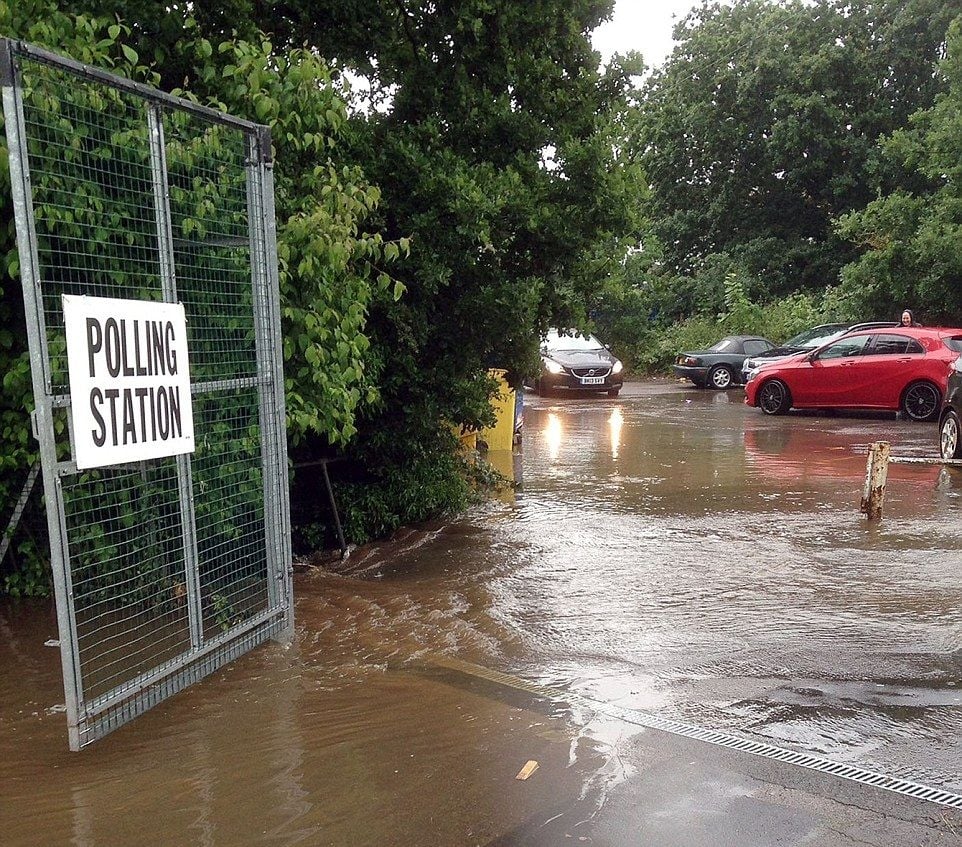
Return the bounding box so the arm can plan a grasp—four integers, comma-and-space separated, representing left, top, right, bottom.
903, 382, 940, 422
710, 366, 733, 390
758, 380, 788, 415
941, 413, 960, 459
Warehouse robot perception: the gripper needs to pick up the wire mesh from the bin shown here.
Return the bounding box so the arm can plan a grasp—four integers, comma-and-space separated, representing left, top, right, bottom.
64, 460, 189, 702
165, 110, 258, 382
19, 57, 163, 395
3, 41, 291, 748
192, 387, 270, 639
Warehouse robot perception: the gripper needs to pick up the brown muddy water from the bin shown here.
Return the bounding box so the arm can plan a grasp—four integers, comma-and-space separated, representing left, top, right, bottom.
2, 380, 961, 845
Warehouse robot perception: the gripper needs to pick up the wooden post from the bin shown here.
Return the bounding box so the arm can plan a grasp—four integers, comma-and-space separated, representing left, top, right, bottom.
860, 441, 890, 521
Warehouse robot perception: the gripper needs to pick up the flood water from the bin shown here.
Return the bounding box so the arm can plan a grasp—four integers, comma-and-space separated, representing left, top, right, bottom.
2, 380, 961, 845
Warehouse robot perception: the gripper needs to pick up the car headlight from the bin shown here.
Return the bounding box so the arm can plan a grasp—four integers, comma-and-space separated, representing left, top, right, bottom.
746, 368, 758, 383
611, 360, 623, 375
744, 359, 755, 370
544, 358, 564, 375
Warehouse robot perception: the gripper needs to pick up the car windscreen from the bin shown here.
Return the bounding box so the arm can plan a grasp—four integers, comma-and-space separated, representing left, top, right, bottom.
783, 324, 847, 347
544, 332, 604, 352
817, 335, 871, 359
944, 336, 962, 352
708, 338, 740, 353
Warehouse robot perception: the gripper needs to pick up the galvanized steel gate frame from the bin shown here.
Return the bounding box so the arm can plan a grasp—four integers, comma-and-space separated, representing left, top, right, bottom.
1, 39, 293, 750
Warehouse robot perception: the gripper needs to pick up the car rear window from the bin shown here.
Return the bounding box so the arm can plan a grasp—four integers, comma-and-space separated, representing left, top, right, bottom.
871, 334, 922, 355
709, 338, 740, 353
944, 336, 962, 352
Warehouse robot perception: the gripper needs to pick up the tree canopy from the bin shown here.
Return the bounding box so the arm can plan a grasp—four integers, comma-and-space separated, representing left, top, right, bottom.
632, 0, 960, 299
836, 17, 962, 323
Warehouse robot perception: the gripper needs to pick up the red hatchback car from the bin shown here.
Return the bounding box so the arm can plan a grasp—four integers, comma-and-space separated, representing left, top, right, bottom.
744, 327, 962, 421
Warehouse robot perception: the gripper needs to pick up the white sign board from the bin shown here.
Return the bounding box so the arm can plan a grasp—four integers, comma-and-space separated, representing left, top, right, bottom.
63, 295, 195, 470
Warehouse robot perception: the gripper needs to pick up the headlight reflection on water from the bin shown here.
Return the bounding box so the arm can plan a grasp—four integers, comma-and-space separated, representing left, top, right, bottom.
609, 408, 623, 459
545, 412, 563, 460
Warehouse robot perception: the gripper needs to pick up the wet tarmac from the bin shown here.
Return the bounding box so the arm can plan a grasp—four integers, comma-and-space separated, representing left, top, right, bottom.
2, 381, 961, 845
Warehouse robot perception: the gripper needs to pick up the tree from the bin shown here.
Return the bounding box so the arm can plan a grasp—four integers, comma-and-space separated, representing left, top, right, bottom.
236, 1, 642, 539
632, 0, 960, 301
836, 16, 962, 324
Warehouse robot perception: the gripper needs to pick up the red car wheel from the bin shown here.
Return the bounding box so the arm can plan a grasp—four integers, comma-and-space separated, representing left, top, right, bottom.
901, 381, 940, 422
758, 379, 792, 415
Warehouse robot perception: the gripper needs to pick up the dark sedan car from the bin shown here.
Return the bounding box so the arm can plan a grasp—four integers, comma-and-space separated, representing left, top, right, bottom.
674, 336, 775, 389
939, 355, 962, 458
531, 329, 624, 396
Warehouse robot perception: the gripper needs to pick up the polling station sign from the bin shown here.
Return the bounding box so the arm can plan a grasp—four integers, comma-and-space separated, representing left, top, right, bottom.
63, 295, 195, 470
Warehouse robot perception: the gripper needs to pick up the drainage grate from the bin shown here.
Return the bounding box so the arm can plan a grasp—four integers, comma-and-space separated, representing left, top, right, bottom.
597, 703, 962, 810
430, 657, 962, 811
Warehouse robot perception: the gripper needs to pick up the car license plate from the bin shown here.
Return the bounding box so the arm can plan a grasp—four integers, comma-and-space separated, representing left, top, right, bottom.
580, 376, 604, 385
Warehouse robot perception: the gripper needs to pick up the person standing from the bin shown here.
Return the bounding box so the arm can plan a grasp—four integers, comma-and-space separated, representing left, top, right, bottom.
900, 309, 919, 327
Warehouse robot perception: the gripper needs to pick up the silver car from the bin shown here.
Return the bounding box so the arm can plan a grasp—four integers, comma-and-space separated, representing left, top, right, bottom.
741, 321, 900, 383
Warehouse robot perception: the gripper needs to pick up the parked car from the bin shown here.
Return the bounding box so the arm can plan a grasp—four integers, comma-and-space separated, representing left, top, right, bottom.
938, 356, 962, 458
674, 336, 775, 389
531, 329, 624, 397
744, 327, 962, 421
740, 321, 900, 384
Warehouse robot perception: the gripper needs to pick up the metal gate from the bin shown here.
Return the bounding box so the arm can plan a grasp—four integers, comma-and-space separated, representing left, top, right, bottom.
1, 39, 292, 749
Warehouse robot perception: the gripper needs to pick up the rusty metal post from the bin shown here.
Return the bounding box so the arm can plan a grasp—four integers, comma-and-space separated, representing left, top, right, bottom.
860, 441, 890, 521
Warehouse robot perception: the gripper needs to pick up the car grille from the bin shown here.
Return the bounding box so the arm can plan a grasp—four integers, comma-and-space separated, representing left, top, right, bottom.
570, 366, 611, 378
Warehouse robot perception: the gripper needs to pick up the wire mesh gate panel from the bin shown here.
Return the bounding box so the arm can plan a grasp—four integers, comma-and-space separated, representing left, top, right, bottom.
1, 40, 293, 750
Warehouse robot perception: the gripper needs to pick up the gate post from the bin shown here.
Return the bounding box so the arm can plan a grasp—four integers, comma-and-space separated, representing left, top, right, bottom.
1, 38, 84, 750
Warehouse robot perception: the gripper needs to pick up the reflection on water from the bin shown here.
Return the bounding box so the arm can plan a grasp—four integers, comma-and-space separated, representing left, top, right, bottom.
510, 387, 962, 787
545, 411, 563, 460
2, 383, 961, 845
608, 408, 623, 459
